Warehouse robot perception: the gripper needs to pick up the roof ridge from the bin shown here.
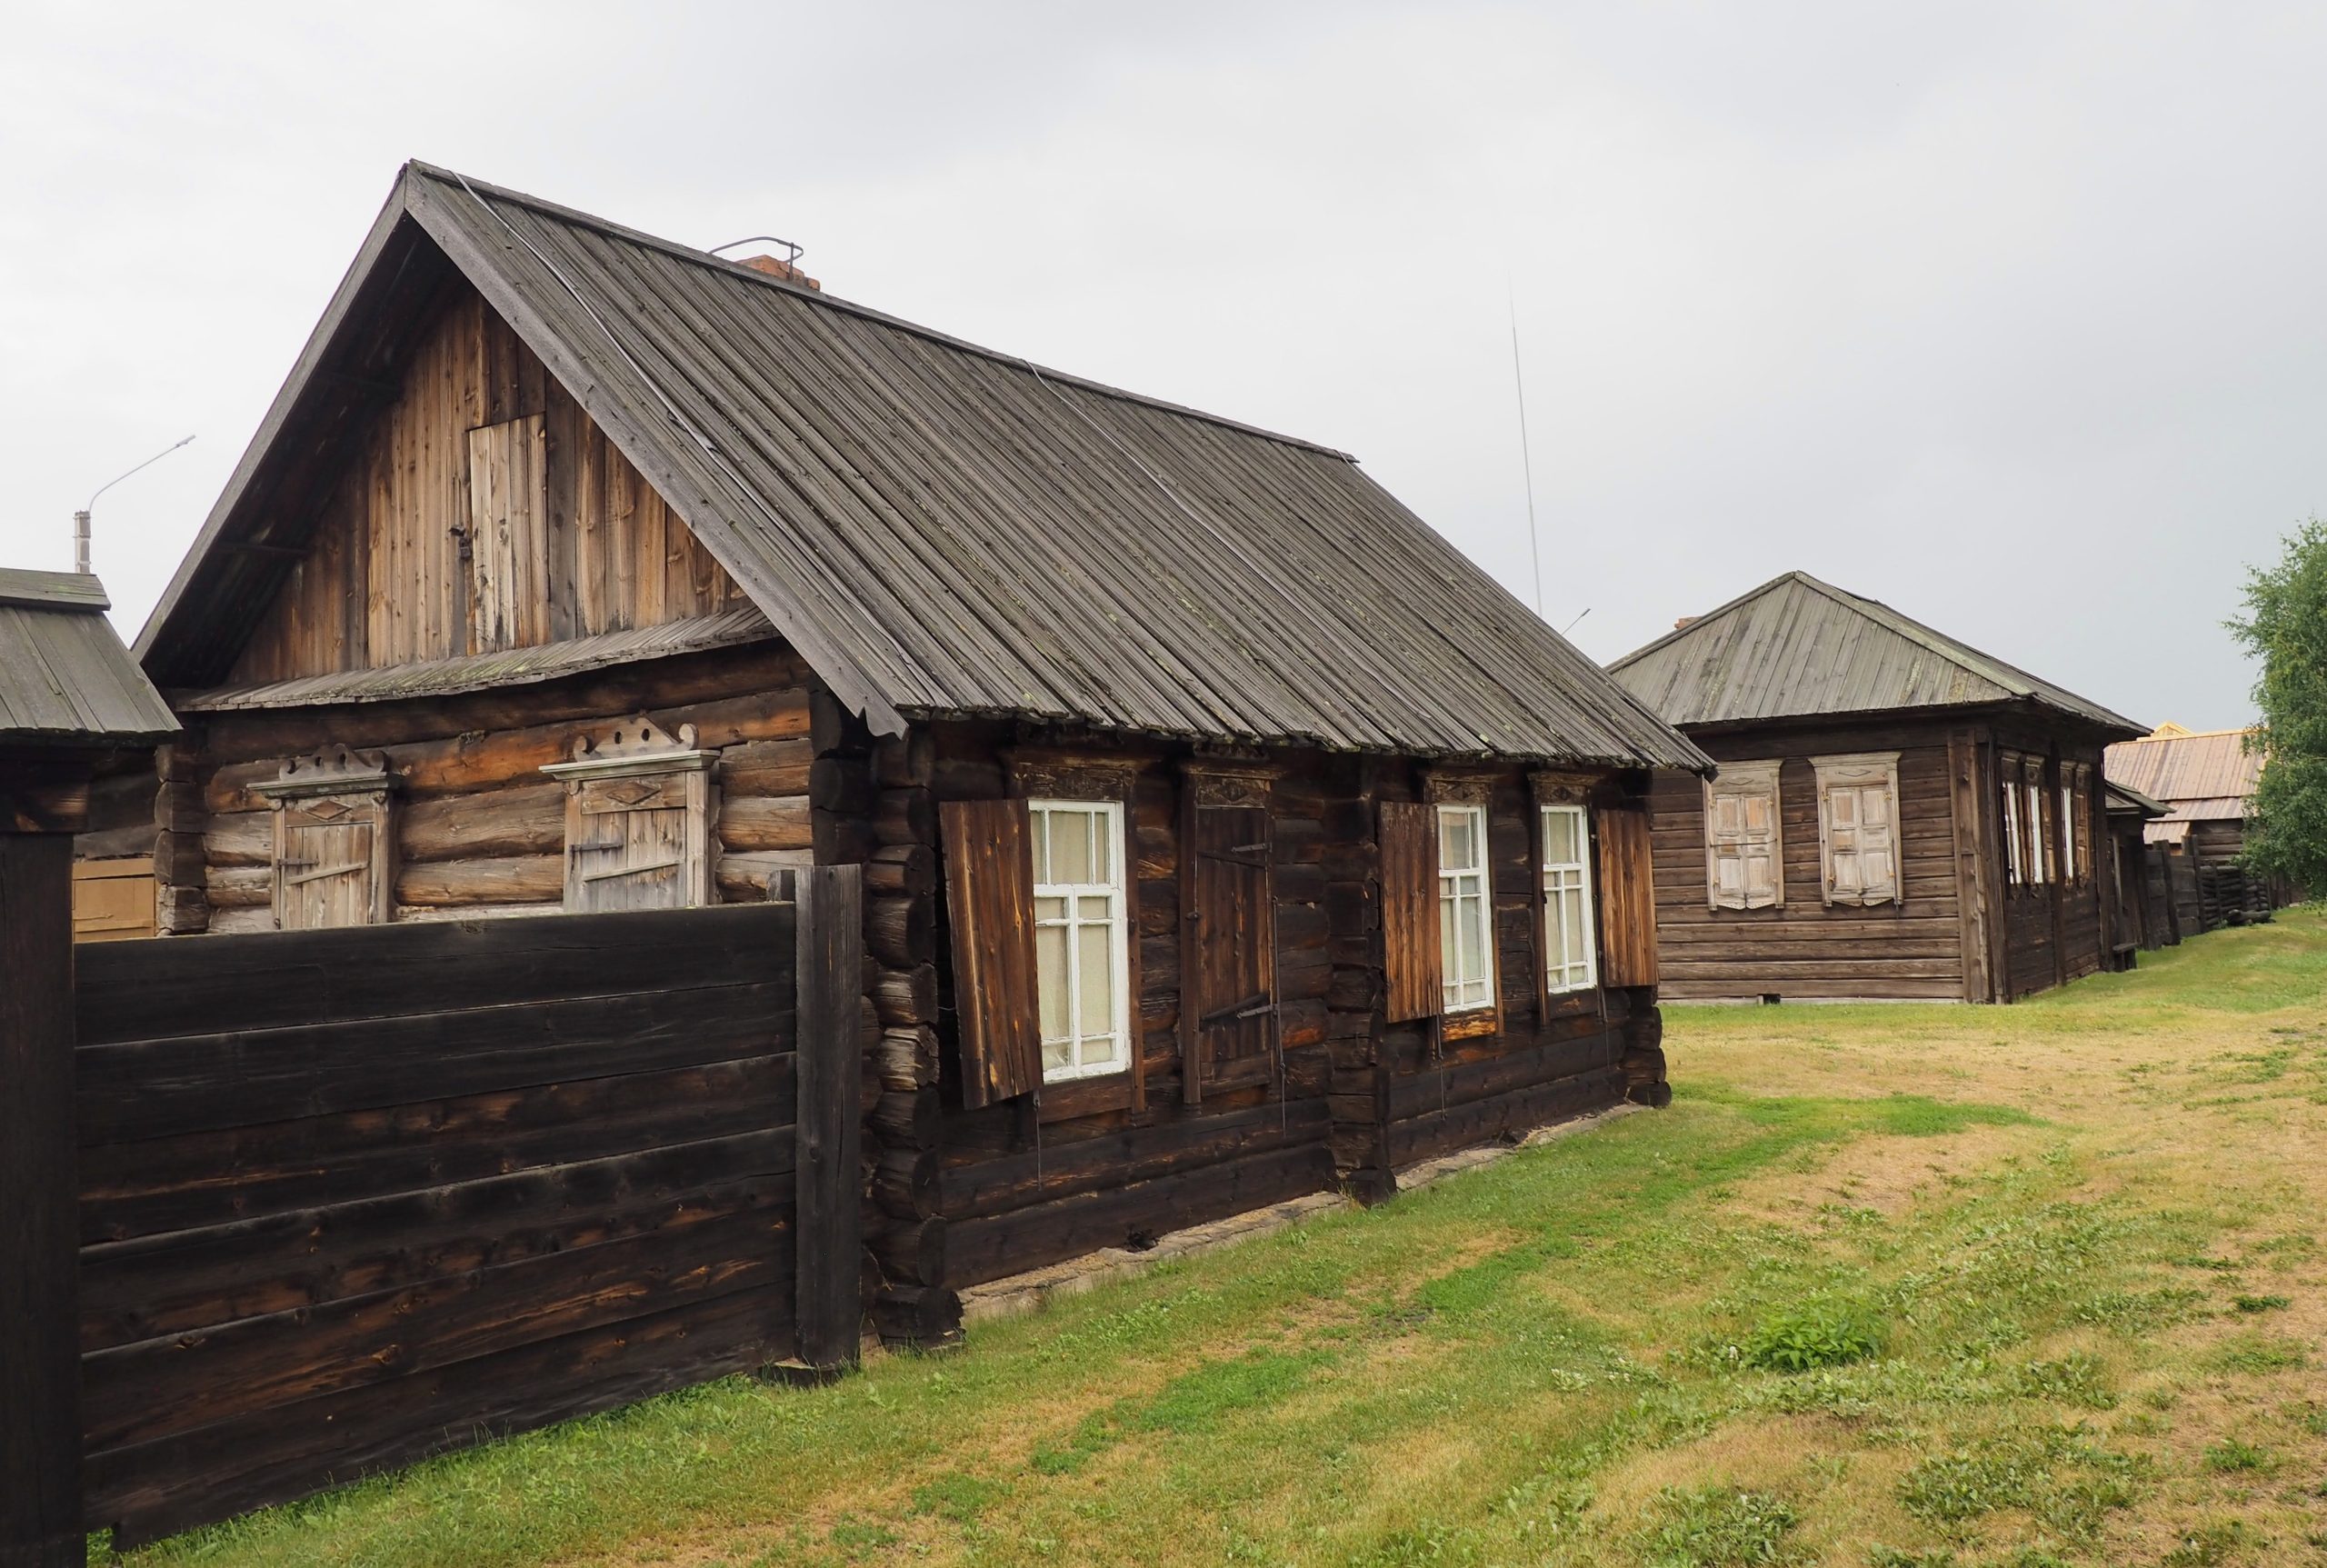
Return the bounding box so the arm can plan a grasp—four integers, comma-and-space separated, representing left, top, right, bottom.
403, 161, 1355, 463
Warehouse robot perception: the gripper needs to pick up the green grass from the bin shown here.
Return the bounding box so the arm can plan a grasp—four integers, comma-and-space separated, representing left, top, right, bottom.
114, 914, 2327, 1568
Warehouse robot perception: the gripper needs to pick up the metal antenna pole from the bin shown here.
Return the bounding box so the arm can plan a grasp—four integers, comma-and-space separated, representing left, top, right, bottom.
76, 434, 195, 574
1507, 284, 1545, 616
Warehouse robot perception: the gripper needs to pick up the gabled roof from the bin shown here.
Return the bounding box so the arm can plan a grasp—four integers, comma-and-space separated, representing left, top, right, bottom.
1607, 571, 2142, 736
2105, 726, 2260, 820
139, 162, 1706, 773
0, 569, 179, 745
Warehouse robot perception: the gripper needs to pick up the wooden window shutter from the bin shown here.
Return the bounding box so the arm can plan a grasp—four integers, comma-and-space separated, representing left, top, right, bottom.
1379, 799, 1442, 1023
253, 749, 398, 931
1183, 802, 1276, 1101
941, 796, 1044, 1108
542, 719, 715, 913
1703, 762, 1781, 910
1813, 753, 1901, 907
466, 414, 549, 652
1596, 805, 1659, 987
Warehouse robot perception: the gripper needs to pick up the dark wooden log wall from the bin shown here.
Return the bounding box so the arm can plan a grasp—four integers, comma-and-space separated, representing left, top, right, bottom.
175, 643, 814, 934
1994, 732, 2111, 1000
1646, 726, 1966, 1001
230, 280, 744, 684
71, 904, 806, 1547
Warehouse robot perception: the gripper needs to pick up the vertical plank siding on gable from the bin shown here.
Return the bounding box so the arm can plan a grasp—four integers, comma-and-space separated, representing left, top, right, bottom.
229, 285, 743, 686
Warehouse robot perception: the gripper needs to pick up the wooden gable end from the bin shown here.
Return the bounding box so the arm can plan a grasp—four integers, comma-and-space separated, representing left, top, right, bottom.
229, 281, 744, 685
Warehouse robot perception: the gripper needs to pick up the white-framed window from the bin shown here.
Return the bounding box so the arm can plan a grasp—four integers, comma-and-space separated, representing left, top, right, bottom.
2024, 777, 2049, 885
2002, 766, 2025, 886
1812, 752, 1902, 906
1029, 799, 1131, 1083
1541, 804, 1596, 994
1437, 803, 1496, 1013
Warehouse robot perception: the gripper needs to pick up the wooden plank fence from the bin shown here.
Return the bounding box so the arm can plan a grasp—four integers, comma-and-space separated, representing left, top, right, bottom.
1, 870, 861, 1558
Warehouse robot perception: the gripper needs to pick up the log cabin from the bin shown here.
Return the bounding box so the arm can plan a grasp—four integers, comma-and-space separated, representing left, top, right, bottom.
1607, 571, 2145, 1003
2104, 724, 2288, 928
125, 162, 1711, 1342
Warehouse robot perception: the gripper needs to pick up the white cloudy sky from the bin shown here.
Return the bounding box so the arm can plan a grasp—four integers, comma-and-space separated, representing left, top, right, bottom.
5, 2, 2321, 728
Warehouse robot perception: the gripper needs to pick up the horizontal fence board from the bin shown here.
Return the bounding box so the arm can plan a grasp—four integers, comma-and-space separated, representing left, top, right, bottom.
76, 904, 794, 1044
89, 1285, 794, 1549
82, 1056, 794, 1244
84, 1201, 792, 1453
81, 1132, 795, 1352
78, 981, 794, 1144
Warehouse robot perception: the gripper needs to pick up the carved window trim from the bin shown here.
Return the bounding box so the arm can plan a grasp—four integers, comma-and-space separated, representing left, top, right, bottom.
252, 747, 400, 930
1703, 759, 1783, 911
1811, 751, 1903, 907
541, 717, 718, 912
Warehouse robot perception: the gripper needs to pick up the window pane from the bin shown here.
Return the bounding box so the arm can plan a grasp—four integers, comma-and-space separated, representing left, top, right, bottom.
1035, 894, 1066, 923
1090, 810, 1112, 884
1458, 890, 1484, 977
1543, 808, 1577, 865
1077, 921, 1113, 1037
1049, 808, 1092, 884
1563, 887, 1587, 964
1080, 1032, 1119, 1069
1043, 1033, 1072, 1073
1439, 889, 1461, 984
1079, 894, 1110, 923
1030, 809, 1051, 884
1036, 924, 1069, 1041
1440, 811, 1472, 870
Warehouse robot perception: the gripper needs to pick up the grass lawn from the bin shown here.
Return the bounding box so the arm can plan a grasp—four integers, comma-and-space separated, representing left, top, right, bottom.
123, 914, 2327, 1568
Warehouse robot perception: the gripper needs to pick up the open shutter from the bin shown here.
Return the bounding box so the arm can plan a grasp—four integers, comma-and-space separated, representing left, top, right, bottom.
1379, 801, 1442, 1023
1183, 804, 1275, 1100
567, 775, 694, 912
941, 797, 1044, 1108
1597, 806, 1659, 987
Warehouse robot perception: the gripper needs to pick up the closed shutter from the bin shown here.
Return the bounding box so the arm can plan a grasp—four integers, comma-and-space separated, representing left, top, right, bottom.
1704, 763, 1781, 910
466, 414, 549, 651
277, 802, 381, 930
1597, 806, 1659, 986
941, 797, 1044, 1108
1813, 753, 1901, 907
566, 774, 693, 912
1183, 804, 1275, 1099
1379, 800, 1442, 1023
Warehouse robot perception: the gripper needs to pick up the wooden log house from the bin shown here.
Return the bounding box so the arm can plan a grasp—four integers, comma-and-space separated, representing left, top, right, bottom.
125, 163, 1710, 1343
2104, 724, 2290, 928
1608, 572, 2145, 1003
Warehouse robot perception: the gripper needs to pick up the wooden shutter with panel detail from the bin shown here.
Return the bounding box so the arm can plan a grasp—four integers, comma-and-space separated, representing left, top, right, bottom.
254, 748, 398, 931
1380, 799, 1442, 1023
541, 719, 715, 914
1597, 805, 1659, 987
941, 796, 1044, 1108
1704, 761, 1782, 910
1183, 803, 1276, 1101
1813, 753, 1900, 906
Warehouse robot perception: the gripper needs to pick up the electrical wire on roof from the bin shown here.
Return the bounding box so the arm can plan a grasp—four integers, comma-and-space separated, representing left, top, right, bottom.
1507, 280, 1545, 617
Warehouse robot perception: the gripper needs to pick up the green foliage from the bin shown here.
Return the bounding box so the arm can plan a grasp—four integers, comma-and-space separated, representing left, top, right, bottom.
2205, 1333, 2308, 1374
1739, 1305, 1884, 1373
2230, 1293, 2290, 1313
2201, 1437, 2272, 1473
2228, 516, 2327, 894
1632, 1485, 1803, 1567
2159, 1520, 2252, 1566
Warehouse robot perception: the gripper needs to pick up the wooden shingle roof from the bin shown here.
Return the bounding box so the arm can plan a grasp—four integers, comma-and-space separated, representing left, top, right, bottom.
1609, 571, 2142, 736
138, 163, 1706, 773
0, 569, 179, 745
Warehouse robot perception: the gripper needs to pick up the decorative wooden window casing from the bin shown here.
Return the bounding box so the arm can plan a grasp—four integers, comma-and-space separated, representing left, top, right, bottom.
1027, 799, 1132, 1084
1812, 752, 1901, 907
2062, 764, 2092, 884
1181, 762, 1279, 1104
1436, 803, 1495, 1014
1540, 804, 1596, 994
540, 718, 715, 913
1703, 760, 1783, 910
253, 748, 399, 930
2023, 758, 2052, 887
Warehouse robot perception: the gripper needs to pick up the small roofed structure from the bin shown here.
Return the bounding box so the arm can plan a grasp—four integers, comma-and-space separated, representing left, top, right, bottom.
1611, 571, 2145, 1003
0, 565, 175, 1568
2104, 724, 2285, 927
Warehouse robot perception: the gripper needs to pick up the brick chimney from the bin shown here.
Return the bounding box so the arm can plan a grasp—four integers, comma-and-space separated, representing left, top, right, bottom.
1673, 615, 1699, 631
741, 254, 821, 292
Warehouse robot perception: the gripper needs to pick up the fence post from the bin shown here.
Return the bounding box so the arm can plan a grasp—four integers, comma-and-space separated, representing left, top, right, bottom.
1, 833, 85, 1568
793, 863, 864, 1373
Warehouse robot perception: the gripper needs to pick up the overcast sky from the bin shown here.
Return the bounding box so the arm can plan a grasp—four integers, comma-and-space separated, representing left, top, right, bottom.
6, 2, 2320, 728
